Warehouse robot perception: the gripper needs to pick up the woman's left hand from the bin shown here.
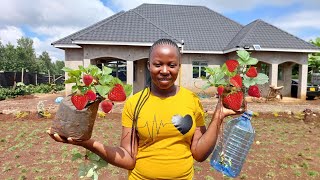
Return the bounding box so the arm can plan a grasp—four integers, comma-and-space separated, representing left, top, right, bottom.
214, 96, 247, 119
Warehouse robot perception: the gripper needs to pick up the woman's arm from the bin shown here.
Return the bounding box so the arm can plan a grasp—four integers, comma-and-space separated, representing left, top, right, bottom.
190, 98, 244, 162
47, 126, 137, 170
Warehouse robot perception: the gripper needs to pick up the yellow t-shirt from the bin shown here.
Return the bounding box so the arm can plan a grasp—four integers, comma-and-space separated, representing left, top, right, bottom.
122, 87, 205, 180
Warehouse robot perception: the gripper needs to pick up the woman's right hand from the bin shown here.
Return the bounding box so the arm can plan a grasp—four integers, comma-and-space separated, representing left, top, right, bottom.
46, 128, 88, 146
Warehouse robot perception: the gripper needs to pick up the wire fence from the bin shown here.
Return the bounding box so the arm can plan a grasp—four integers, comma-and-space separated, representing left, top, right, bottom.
0, 71, 65, 88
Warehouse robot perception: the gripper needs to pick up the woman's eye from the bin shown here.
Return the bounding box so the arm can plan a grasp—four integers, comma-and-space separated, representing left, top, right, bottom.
154, 64, 161, 67
170, 64, 176, 68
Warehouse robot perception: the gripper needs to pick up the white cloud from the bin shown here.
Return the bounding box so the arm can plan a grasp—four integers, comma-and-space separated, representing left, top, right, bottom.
110, 0, 296, 12
0, 26, 24, 45
0, 0, 115, 61
273, 10, 320, 32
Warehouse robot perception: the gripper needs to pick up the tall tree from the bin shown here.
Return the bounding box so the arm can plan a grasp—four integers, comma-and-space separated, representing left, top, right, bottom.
37, 51, 54, 74
309, 37, 320, 73
53, 60, 65, 75
2, 43, 19, 71
16, 37, 37, 72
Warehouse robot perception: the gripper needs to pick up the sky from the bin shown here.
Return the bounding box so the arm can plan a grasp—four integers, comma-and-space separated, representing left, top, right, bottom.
0, 0, 319, 62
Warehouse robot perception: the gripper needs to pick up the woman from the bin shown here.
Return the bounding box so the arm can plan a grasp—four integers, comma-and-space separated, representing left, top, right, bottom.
48, 38, 243, 179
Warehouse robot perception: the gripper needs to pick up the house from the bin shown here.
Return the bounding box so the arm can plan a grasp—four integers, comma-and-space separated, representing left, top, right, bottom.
52, 3, 320, 99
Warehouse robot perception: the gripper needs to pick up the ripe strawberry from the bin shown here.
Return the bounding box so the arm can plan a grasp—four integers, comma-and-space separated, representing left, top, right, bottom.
108, 84, 126, 102
225, 59, 239, 72
248, 85, 261, 98
222, 91, 244, 111
100, 100, 113, 113
85, 90, 96, 101
246, 66, 257, 78
71, 94, 88, 110
83, 74, 93, 86
230, 74, 242, 88
217, 85, 224, 95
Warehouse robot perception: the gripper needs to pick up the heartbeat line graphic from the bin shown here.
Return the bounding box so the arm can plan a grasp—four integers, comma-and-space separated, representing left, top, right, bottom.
137, 114, 171, 146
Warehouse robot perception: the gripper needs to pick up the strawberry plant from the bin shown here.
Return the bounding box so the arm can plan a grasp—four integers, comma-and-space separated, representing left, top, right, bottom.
203, 50, 269, 111
61, 64, 133, 179
62, 65, 132, 111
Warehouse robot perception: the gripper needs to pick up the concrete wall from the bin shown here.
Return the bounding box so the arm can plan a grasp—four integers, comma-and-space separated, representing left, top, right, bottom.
180, 53, 226, 96
63, 46, 309, 99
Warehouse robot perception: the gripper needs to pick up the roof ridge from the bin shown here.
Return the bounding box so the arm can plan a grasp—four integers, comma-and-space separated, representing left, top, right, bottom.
224, 20, 257, 50
71, 11, 128, 41
237, 20, 259, 46
140, 3, 207, 9
52, 11, 125, 45
132, 9, 182, 43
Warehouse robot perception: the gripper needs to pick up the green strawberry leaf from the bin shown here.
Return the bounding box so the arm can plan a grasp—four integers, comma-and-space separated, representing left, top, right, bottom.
205, 67, 221, 75
71, 153, 83, 161
237, 50, 250, 61
102, 66, 112, 76
201, 83, 212, 90
62, 66, 73, 72
71, 85, 78, 93
95, 85, 111, 97
87, 152, 100, 161
64, 76, 77, 84
254, 73, 269, 84
246, 57, 258, 65
99, 75, 113, 85
243, 75, 256, 88
123, 84, 133, 97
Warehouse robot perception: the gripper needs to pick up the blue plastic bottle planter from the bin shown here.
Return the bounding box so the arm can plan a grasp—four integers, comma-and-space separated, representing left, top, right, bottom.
210, 110, 255, 178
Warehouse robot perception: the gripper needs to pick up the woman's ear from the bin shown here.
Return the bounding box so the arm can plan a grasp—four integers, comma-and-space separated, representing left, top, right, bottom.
147, 61, 150, 70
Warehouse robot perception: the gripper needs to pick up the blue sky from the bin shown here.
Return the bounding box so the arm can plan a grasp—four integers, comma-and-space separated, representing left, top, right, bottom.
0, 0, 319, 61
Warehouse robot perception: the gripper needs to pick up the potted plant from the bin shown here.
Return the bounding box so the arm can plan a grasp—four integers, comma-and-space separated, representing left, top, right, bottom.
203, 50, 269, 110
50, 65, 132, 141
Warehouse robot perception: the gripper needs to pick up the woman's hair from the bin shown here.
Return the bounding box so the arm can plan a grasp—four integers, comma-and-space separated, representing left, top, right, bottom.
130, 38, 180, 155
148, 38, 180, 60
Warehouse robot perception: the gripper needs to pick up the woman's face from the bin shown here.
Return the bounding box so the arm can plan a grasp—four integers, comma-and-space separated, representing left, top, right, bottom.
148, 44, 180, 90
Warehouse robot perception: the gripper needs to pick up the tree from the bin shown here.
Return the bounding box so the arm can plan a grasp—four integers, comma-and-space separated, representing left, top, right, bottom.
308, 37, 320, 73
37, 51, 54, 74
53, 60, 65, 75
16, 37, 37, 72
2, 43, 19, 71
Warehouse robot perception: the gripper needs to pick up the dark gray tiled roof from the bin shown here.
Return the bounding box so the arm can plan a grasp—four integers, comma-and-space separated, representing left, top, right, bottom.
51, 11, 125, 45
133, 4, 243, 51
225, 19, 319, 50
53, 3, 319, 52
72, 10, 179, 43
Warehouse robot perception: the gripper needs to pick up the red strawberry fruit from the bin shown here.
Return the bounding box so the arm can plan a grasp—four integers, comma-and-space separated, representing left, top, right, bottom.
225, 59, 239, 72
85, 90, 97, 101
248, 85, 261, 98
217, 85, 224, 95
222, 91, 244, 111
100, 100, 113, 113
83, 74, 93, 86
230, 74, 242, 88
246, 66, 258, 78
108, 84, 126, 102
71, 94, 89, 110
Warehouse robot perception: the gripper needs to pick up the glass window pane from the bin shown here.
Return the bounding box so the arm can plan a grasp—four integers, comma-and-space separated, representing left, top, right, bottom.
192, 61, 199, 66
193, 67, 199, 78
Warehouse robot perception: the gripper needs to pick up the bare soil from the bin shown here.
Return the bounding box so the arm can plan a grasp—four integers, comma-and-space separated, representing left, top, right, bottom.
0, 93, 319, 179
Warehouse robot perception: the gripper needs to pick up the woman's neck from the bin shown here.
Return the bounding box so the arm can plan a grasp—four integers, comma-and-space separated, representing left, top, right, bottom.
150, 84, 178, 97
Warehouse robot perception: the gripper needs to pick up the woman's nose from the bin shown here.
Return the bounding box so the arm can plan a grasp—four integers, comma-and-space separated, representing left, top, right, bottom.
161, 66, 169, 74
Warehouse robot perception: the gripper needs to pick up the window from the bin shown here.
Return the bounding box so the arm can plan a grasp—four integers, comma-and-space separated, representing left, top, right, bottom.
97, 60, 127, 81
278, 64, 283, 80
192, 61, 208, 78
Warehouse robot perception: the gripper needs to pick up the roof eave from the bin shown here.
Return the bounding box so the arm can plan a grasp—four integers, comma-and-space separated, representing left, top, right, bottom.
224, 47, 320, 53
53, 44, 82, 49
